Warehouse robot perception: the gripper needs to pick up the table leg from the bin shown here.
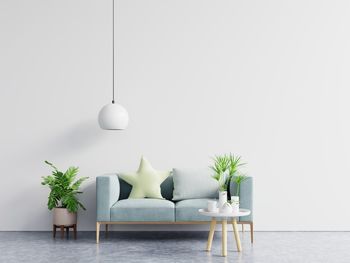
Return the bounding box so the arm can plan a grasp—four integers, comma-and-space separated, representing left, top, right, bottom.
206, 218, 216, 251
222, 219, 227, 257
232, 218, 242, 252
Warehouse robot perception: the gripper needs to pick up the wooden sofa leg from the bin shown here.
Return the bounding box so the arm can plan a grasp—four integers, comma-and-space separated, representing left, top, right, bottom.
105, 224, 109, 237
250, 222, 254, 243
96, 222, 100, 244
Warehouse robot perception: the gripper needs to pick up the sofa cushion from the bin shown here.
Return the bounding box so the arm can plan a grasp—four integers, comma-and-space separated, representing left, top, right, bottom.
175, 199, 214, 221
172, 168, 218, 201
119, 157, 171, 199
118, 175, 174, 201
111, 199, 175, 222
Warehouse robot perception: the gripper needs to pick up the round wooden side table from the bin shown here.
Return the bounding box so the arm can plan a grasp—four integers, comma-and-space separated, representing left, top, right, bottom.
198, 208, 251, 257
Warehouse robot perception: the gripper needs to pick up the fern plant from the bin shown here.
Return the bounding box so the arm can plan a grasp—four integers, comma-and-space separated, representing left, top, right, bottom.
41, 161, 88, 213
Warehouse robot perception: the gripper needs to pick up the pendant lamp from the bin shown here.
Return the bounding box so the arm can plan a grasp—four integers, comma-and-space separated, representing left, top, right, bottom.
98, 0, 129, 130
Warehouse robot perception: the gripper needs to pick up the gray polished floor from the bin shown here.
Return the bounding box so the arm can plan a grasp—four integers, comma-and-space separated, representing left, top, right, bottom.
0, 231, 349, 263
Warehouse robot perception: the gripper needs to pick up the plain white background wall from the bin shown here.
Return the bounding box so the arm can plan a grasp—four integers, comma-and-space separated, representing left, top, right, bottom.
1, 0, 349, 231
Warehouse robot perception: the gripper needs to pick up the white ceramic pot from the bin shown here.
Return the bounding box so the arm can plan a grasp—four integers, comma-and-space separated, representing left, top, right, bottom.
218, 191, 227, 209
53, 208, 77, 226
220, 202, 233, 213
207, 200, 218, 212
231, 196, 240, 214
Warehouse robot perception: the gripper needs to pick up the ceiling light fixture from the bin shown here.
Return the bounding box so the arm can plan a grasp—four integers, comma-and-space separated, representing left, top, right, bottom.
98, 0, 129, 130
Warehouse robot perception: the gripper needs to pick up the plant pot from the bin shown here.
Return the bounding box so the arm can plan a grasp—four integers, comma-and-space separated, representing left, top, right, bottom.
220, 202, 233, 213
53, 208, 77, 226
231, 196, 240, 214
218, 191, 227, 209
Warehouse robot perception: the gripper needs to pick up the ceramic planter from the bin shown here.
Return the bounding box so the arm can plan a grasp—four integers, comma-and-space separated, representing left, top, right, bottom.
207, 200, 218, 212
218, 191, 227, 209
53, 208, 77, 226
231, 196, 240, 213
220, 202, 233, 213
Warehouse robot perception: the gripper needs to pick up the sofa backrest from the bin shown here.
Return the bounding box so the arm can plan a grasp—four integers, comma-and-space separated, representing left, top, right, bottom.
117, 175, 174, 201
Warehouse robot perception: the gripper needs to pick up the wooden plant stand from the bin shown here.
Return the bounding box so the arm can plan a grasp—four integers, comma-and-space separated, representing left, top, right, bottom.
53, 224, 77, 239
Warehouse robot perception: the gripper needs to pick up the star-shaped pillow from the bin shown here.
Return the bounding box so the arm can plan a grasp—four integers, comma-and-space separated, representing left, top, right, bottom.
119, 157, 171, 199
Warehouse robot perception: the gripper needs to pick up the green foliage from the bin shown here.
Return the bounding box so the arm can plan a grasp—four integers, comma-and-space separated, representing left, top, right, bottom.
232, 172, 248, 196
210, 155, 230, 176
210, 153, 245, 192
227, 153, 245, 176
41, 161, 88, 213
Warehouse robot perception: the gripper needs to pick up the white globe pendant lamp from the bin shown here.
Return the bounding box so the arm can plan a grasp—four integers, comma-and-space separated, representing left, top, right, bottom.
98, 0, 129, 130
98, 102, 129, 130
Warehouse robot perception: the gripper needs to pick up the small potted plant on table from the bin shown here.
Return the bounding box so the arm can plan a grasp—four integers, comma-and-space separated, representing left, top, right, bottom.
228, 154, 247, 213
210, 153, 245, 210
210, 155, 230, 209
230, 172, 247, 213
41, 161, 88, 238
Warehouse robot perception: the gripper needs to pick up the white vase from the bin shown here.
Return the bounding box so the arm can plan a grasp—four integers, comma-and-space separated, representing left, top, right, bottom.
231, 196, 240, 214
218, 191, 227, 209
220, 202, 233, 213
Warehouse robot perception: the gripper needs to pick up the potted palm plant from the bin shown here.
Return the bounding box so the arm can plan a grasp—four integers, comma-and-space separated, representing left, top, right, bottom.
210, 155, 230, 209
210, 153, 245, 210
228, 154, 246, 213
41, 161, 88, 226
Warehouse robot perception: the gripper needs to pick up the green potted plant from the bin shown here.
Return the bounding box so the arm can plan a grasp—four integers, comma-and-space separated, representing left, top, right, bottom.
230, 173, 247, 213
210, 153, 245, 209
210, 155, 230, 208
41, 161, 88, 226
228, 154, 246, 213
232, 172, 248, 196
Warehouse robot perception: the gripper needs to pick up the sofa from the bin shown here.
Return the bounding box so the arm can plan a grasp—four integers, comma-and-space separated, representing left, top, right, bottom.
96, 173, 253, 243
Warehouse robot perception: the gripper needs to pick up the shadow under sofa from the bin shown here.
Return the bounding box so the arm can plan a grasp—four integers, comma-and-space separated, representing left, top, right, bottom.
96, 174, 253, 243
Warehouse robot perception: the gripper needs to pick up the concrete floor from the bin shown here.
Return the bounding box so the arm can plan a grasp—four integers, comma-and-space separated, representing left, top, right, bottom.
0, 231, 349, 263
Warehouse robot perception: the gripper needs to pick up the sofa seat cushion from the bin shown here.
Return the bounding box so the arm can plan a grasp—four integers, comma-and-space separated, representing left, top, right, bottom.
110, 199, 175, 222
175, 199, 214, 222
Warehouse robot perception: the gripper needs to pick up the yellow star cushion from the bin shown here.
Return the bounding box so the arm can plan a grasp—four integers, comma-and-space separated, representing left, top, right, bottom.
119, 157, 171, 199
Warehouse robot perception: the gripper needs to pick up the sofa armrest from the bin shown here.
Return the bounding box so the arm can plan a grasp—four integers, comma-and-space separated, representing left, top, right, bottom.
96, 174, 120, 221
229, 176, 253, 221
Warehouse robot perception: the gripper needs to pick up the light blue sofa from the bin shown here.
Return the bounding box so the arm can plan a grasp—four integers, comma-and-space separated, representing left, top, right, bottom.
96, 174, 253, 243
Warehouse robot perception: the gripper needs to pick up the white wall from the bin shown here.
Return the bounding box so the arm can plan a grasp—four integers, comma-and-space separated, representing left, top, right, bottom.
1, 0, 350, 231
